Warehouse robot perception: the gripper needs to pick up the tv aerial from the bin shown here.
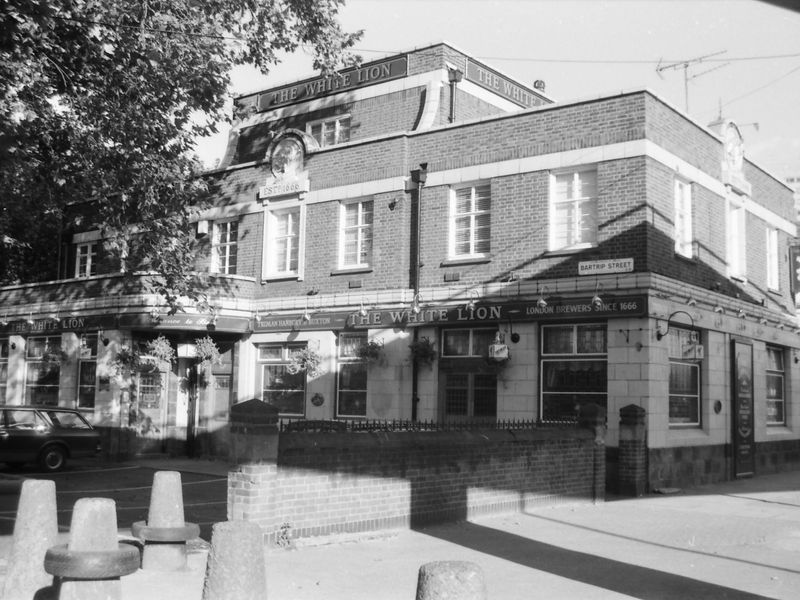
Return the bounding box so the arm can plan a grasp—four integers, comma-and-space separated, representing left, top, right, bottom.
656, 50, 730, 113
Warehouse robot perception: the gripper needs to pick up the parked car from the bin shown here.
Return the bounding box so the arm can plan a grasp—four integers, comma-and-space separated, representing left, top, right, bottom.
0, 406, 101, 472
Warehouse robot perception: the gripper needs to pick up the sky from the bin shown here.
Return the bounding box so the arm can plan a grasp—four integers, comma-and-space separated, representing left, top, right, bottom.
195, 0, 800, 183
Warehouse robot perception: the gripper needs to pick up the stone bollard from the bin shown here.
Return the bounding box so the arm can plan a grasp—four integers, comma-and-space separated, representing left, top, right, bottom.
2, 479, 59, 600
416, 561, 488, 600
44, 497, 139, 600
202, 520, 266, 600
131, 471, 200, 570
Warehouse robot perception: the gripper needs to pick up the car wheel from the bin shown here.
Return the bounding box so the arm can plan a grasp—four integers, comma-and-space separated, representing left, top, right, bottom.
39, 446, 67, 472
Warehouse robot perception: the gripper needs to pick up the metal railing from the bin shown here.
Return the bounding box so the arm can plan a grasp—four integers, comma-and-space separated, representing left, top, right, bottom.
279, 417, 578, 433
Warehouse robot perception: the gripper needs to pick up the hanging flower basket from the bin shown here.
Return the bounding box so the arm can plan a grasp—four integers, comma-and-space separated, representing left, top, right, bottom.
355, 340, 384, 365
194, 335, 222, 369
409, 337, 437, 367
287, 347, 323, 377
145, 335, 176, 364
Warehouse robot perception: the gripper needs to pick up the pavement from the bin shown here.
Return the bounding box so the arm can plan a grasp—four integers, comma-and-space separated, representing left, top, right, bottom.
1, 457, 799, 599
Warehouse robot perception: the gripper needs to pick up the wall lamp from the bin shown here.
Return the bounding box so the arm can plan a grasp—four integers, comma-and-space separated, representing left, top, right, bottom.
591, 282, 604, 310
656, 310, 695, 340
537, 285, 551, 309
686, 297, 697, 307
358, 299, 369, 318
411, 293, 422, 315
302, 298, 312, 322
26, 313, 35, 326
465, 290, 480, 311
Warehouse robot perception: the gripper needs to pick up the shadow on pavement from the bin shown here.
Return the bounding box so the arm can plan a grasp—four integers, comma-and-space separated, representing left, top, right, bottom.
419, 521, 775, 600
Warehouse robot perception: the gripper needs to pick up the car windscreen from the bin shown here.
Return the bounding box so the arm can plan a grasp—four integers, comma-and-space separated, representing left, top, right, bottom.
43, 411, 92, 429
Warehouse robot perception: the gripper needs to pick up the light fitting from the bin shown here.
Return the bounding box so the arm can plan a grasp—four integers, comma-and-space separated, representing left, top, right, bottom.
465, 290, 479, 311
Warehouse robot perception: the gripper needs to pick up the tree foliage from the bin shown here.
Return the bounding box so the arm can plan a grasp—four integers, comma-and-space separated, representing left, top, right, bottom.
0, 0, 360, 309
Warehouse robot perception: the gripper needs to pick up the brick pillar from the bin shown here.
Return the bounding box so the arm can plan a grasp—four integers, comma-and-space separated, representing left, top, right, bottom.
578, 403, 606, 503
226, 400, 280, 542
618, 404, 647, 497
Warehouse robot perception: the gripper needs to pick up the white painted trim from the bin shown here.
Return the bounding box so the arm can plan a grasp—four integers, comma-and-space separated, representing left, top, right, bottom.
201, 140, 796, 236
72, 230, 102, 243
415, 79, 442, 131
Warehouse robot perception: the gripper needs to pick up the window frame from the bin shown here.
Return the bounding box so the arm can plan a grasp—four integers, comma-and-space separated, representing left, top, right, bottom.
257, 343, 307, 417
539, 323, 607, 421
766, 227, 780, 291
212, 219, 238, 276
76, 334, 98, 410
0, 338, 8, 403
306, 114, 351, 148
75, 242, 98, 278
766, 345, 785, 426
336, 333, 368, 418
338, 198, 374, 269
24, 335, 62, 406
549, 167, 598, 252
667, 326, 702, 427
674, 178, 694, 259
727, 193, 747, 281
448, 183, 491, 260
263, 202, 306, 281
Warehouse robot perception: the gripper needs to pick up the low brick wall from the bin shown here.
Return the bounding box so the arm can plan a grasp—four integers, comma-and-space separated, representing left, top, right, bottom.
228, 427, 604, 544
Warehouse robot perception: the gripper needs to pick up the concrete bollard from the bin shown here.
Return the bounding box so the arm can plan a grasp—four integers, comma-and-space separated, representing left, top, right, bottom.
2, 479, 59, 600
416, 561, 488, 600
132, 471, 200, 570
202, 520, 266, 600
44, 497, 139, 600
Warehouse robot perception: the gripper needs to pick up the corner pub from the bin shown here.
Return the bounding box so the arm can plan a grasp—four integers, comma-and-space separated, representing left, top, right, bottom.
1, 42, 798, 492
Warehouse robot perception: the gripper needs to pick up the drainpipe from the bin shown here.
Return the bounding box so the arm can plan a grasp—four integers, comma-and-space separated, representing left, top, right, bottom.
409, 163, 428, 421
447, 68, 463, 124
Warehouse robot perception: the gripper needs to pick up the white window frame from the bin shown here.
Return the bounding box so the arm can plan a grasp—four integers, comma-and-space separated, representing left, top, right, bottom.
75, 242, 98, 278
339, 198, 374, 269
674, 178, 693, 258
727, 192, 747, 281
257, 343, 306, 417
211, 220, 238, 275
306, 114, 351, 148
263, 202, 306, 281
766, 227, 779, 291
448, 183, 491, 259
549, 167, 598, 252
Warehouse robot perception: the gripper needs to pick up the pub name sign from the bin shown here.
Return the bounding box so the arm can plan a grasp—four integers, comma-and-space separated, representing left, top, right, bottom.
257, 56, 408, 111
252, 295, 647, 332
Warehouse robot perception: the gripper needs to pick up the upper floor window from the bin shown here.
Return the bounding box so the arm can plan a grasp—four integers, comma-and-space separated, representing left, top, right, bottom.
339, 199, 373, 268
307, 115, 351, 148
75, 242, 98, 278
449, 183, 491, 259
212, 220, 238, 275
667, 327, 701, 427
264, 205, 304, 279
550, 168, 597, 252
766, 228, 779, 291
674, 178, 693, 258
766, 346, 785, 426
727, 193, 747, 280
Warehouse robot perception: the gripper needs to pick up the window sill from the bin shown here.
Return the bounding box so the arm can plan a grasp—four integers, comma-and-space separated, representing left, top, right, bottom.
542, 246, 594, 258
674, 252, 698, 264
208, 273, 257, 283
729, 274, 748, 285
330, 266, 373, 276
263, 274, 300, 282
440, 257, 491, 267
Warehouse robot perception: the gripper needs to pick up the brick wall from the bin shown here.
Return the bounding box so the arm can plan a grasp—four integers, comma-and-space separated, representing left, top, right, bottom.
228, 427, 603, 544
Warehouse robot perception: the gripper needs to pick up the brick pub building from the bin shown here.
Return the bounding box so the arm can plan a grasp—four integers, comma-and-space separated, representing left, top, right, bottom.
1, 43, 798, 493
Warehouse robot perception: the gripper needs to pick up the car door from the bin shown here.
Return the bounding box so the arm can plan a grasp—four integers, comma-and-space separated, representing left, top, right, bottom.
43, 410, 98, 457
2, 409, 48, 463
